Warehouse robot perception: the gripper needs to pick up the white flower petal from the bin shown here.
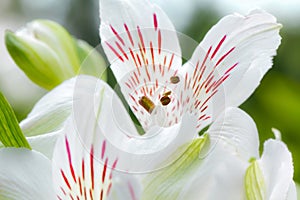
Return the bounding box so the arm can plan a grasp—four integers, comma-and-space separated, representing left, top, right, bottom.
0, 148, 55, 200
286, 181, 297, 200
20, 78, 75, 136
182, 9, 281, 131
100, 0, 182, 129
143, 135, 247, 200
180, 142, 247, 200
208, 107, 259, 161
108, 172, 142, 200
52, 75, 141, 199
259, 139, 294, 200
27, 130, 62, 159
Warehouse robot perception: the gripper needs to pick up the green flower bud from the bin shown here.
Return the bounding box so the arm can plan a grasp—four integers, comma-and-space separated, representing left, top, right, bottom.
5, 20, 107, 90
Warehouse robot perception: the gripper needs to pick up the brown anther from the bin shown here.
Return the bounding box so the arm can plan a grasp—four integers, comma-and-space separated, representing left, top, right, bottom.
138, 96, 155, 113
163, 90, 172, 96
170, 76, 180, 84
160, 96, 171, 106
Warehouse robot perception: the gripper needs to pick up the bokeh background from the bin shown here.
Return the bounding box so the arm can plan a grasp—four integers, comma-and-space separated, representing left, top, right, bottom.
1, 0, 299, 187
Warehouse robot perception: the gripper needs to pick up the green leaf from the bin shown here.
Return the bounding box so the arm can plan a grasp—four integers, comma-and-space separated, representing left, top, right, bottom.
142, 134, 209, 200
244, 159, 266, 200
0, 93, 31, 149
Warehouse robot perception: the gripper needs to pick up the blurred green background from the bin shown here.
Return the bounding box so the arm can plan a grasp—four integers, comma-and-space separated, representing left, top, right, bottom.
0, 0, 299, 184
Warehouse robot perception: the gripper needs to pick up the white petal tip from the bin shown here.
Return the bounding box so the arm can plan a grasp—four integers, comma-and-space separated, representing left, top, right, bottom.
272, 128, 282, 141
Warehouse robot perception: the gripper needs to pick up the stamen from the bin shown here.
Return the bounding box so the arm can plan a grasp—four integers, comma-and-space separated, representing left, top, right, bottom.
160, 96, 171, 106
163, 91, 172, 96
139, 96, 155, 113
170, 76, 180, 84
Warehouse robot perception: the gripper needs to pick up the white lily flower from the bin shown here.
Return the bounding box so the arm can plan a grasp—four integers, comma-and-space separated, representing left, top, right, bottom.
100, 0, 281, 132
207, 109, 296, 200
244, 138, 296, 200
0, 78, 142, 200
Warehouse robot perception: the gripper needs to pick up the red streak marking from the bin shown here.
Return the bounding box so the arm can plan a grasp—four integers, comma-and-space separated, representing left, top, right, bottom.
172, 105, 176, 112
184, 73, 188, 90
136, 53, 142, 66
112, 158, 118, 171
168, 54, 175, 71
105, 42, 124, 62
204, 74, 214, 90
90, 146, 95, 190
145, 65, 151, 81
132, 105, 138, 112
78, 177, 82, 196
200, 105, 208, 112
163, 55, 167, 66
158, 30, 162, 54
130, 49, 141, 75
84, 187, 87, 200
225, 62, 238, 74
127, 182, 136, 200
89, 188, 93, 200
101, 140, 106, 160
206, 81, 216, 93
194, 46, 211, 86
137, 26, 146, 53
215, 47, 235, 67
124, 23, 134, 46
153, 13, 158, 31
69, 194, 75, 200
150, 41, 155, 71
213, 74, 230, 91
198, 114, 206, 120
57, 196, 63, 200
192, 61, 200, 79
82, 159, 85, 180
138, 43, 147, 66
201, 46, 212, 69
204, 116, 211, 121
100, 189, 104, 200
195, 100, 201, 109
110, 25, 125, 46
133, 71, 140, 84
199, 90, 217, 110
102, 158, 108, 183
60, 169, 71, 190
129, 94, 136, 102
159, 64, 163, 74
107, 183, 112, 195
155, 79, 158, 88
65, 137, 77, 183
125, 82, 132, 89
60, 187, 66, 195
211, 35, 226, 59
141, 87, 146, 96
131, 75, 137, 86
115, 41, 128, 60
128, 79, 134, 89
77, 196, 80, 200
